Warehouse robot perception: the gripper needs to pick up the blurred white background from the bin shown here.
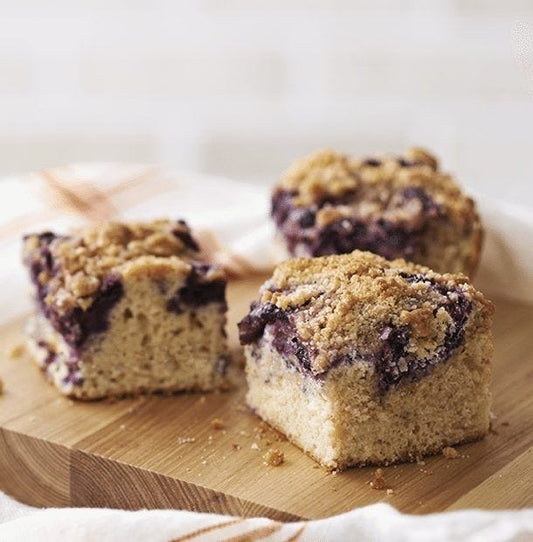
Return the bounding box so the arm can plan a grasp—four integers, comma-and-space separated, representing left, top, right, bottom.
0, 1, 532, 206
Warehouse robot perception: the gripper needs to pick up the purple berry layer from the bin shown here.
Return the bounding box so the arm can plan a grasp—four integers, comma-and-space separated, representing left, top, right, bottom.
271, 187, 441, 260
238, 272, 472, 392
166, 262, 227, 314
26, 232, 124, 350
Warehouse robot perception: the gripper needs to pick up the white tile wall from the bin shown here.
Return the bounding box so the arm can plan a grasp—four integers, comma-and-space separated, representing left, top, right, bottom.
0, 54, 34, 92
0, 1, 532, 206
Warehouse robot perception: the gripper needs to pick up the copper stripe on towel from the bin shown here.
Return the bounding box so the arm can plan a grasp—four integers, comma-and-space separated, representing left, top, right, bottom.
195, 230, 257, 278
0, 210, 58, 242
108, 173, 180, 212
41, 170, 116, 221
221, 523, 283, 542
41, 166, 179, 220
284, 525, 306, 541
170, 518, 245, 541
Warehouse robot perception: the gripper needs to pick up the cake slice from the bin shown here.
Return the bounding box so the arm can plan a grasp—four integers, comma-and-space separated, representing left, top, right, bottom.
238, 251, 493, 469
271, 148, 483, 276
23, 220, 228, 399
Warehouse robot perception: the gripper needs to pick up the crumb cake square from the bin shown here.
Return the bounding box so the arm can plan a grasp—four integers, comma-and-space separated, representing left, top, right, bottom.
238, 251, 493, 469
271, 148, 483, 276
23, 220, 228, 399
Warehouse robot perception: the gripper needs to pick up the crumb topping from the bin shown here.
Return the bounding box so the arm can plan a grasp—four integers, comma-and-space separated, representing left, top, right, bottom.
280, 148, 359, 205
242, 251, 493, 378
23, 220, 220, 315
275, 147, 475, 227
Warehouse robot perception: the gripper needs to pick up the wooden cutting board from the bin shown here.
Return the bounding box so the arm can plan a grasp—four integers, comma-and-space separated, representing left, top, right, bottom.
0, 275, 532, 521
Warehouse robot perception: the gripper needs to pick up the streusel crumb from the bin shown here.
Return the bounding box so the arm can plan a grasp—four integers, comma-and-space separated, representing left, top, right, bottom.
369, 468, 386, 490
280, 148, 359, 206
263, 448, 284, 466
210, 418, 225, 430
8, 344, 25, 360
442, 446, 460, 459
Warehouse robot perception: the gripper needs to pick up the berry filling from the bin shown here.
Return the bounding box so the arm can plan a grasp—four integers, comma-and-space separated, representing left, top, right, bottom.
26, 233, 124, 350
239, 273, 472, 391
166, 263, 226, 314
271, 187, 441, 260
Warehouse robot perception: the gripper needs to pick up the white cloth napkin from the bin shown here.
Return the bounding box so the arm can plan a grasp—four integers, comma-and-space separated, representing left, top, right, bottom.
1, 491, 533, 542
1, 163, 532, 541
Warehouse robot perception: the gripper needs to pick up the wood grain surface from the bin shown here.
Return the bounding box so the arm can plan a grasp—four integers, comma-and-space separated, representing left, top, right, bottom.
0, 275, 532, 520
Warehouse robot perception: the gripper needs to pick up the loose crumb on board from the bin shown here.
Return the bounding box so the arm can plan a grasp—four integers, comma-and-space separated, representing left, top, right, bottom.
369, 468, 386, 490
8, 343, 25, 360
210, 418, 225, 430
442, 446, 460, 459
263, 448, 284, 467
232, 443, 242, 451
177, 437, 196, 445
386, 488, 394, 496
251, 442, 260, 451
